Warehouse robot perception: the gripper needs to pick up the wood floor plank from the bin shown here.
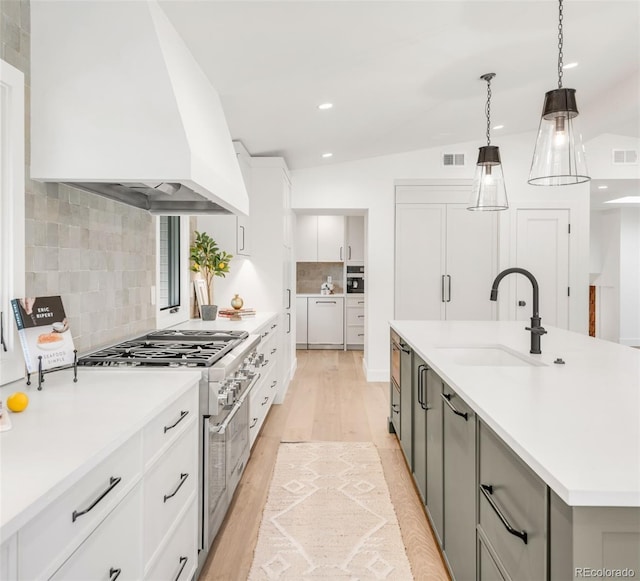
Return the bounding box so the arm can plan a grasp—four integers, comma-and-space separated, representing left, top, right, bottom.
198, 349, 450, 581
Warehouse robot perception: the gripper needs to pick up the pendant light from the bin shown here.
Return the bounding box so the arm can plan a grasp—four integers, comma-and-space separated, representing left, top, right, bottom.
528, 0, 590, 185
468, 73, 508, 211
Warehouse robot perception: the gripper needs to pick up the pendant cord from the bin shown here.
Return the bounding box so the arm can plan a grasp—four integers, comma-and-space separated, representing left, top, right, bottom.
486, 77, 492, 146
558, 0, 564, 89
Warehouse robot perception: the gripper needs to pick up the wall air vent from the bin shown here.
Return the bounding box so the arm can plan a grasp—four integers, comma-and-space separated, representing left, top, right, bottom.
612, 149, 638, 165
442, 153, 465, 166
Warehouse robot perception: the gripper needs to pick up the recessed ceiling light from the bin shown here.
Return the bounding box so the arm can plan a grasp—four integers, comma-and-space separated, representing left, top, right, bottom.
322, 152, 333, 158
493, 125, 504, 130
318, 103, 333, 110
597, 185, 608, 190
604, 196, 640, 204
562, 62, 579, 70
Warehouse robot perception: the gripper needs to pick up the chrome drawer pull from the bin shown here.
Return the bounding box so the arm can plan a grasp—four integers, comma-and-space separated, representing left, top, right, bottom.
271, 381, 277, 388
164, 410, 188, 433
174, 556, 188, 581
480, 484, 528, 544
250, 417, 258, 428
109, 568, 121, 581
271, 348, 277, 354
271, 324, 277, 330
441, 393, 468, 421
72, 476, 121, 522
391, 404, 400, 414
164, 473, 189, 503
262, 396, 269, 406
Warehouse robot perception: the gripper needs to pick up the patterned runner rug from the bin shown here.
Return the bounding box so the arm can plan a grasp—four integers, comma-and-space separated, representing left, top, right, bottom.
248, 441, 414, 580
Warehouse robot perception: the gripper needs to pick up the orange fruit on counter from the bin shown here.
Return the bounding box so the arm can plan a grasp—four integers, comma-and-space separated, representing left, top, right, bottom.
7, 392, 29, 412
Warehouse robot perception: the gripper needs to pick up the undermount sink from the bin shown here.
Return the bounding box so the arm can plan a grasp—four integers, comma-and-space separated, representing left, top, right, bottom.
435, 345, 546, 367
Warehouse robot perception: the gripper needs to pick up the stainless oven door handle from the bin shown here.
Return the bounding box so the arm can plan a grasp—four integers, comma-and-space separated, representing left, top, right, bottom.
213, 373, 260, 434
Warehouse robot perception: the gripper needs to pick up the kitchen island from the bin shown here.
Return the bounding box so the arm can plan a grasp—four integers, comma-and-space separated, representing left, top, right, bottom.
390, 320, 640, 581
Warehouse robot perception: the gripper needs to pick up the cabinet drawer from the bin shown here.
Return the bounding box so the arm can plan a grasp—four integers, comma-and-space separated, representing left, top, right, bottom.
51, 485, 143, 581
144, 496, 197, 581
18, 433, 142, 580
390, 379, 400, 435
143, 387, 198, 468
346, 296, 365, 308
478, 422, 547, 581
257, 320, 278, 354
143, 418, 197, 564
346, 308, 365, 326
346, 326, 365, 345
478, 533, 507, 581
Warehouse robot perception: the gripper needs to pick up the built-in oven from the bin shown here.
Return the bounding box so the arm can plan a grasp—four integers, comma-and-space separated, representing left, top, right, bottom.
204, 375, 256, 550
346, 265, 365, 293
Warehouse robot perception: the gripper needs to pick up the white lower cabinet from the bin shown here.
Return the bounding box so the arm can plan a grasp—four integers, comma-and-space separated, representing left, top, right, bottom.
11, 383, 199, 581
307, 297, 344, 346
50, 485, 142, 581
296, 297, 308, 348
345, 296, 365, 349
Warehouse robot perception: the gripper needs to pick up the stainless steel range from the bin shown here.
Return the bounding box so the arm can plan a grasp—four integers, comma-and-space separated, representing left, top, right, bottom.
78, 328, 261, 572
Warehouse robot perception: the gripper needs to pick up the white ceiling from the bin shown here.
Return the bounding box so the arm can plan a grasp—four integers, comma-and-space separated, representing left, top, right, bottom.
159, 0, 640, 170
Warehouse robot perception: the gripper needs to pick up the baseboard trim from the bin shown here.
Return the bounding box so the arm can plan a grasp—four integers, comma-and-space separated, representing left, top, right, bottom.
620, 338, 640, 347
363, 358, 389, 383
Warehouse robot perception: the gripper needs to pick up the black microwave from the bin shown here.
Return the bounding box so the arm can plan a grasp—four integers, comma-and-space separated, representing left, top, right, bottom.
346, 265, 365, 293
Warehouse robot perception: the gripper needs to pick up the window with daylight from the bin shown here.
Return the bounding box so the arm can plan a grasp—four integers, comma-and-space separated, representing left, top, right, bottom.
159, 216, 180, 310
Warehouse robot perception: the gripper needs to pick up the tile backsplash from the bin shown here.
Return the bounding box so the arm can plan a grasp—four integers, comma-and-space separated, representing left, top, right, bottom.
4, 0, 156, 354
297, 262, 344, 294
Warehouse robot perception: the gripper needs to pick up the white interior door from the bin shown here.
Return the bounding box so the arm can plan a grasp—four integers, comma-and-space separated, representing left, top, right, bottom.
395, 204, 446, 320
516, 209, 570, 329
445, 205, 498, 321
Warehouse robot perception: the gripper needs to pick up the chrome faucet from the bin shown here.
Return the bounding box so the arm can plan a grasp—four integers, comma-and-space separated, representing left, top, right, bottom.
490, 268, 547, 354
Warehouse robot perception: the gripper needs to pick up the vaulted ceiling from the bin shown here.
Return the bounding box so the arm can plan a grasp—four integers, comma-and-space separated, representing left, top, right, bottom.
159, 1, 640, 170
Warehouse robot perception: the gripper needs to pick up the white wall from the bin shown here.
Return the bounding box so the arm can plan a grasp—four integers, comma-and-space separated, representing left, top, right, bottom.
593, 210, 621, 342
291, 130, 591, 381
585, 134, 640, 179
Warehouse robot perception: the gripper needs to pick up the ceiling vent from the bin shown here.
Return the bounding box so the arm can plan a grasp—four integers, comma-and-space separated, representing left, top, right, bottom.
612, 149, 638, 165
442, 153, 465, 167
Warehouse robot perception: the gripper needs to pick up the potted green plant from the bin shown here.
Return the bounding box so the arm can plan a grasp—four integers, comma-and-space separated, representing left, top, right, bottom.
189, 230, 233, 320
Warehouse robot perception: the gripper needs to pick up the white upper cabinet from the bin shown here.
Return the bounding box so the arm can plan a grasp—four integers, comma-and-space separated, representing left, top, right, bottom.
346, 216, 365, 263
295, 215, 346, 262
317, 216, 345, 262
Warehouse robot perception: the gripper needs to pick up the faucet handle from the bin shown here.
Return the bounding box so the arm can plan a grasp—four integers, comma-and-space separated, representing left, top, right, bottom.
525, 326, 547, 335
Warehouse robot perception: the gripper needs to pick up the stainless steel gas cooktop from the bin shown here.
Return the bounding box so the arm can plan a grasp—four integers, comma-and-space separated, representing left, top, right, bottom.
78, 330, 249, 367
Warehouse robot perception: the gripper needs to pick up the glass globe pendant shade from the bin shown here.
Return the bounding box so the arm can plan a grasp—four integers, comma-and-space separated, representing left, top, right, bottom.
528, 88, 589, 185
468, 146, 508, 211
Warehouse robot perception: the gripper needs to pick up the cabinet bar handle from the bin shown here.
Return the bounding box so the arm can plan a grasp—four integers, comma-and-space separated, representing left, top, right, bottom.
250, 417, 258, 428
271, 348, 277, 354
1, 311, 7, 352
358, 301, 364, 305
271, 380, 277, 388
447, 274, 452, 302
392, 404, 400, 414
109, 568, 121, 581
286, 288, 291, 309
286, 312, 291, 334
262, 396, 269, 405
358, 333, 364, 337
480, 484, 528, 544
357, 315, 364, 318
442, 275, 446, 302
348, 246, 352, 260
174, 556, 188, 581
316, 300, 337, 304
399, 341, 411, 354
441, 393, 468, 420
164, 473, 189, 503
239, 225, 245, 250
72, 476, 121, 522
164, 410, 189, 433
340, 246, 343, 260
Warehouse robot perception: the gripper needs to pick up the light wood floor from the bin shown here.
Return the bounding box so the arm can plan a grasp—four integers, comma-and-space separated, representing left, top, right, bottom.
198, 350, 450, 581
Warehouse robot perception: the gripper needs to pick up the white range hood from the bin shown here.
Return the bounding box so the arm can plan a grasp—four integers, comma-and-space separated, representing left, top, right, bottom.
30, 0, 249, 216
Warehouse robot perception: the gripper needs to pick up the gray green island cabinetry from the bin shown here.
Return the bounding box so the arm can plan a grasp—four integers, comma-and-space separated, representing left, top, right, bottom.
389, 321, 640, 581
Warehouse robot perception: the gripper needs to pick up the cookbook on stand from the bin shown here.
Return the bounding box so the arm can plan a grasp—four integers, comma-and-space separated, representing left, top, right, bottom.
10, 295, 75, 373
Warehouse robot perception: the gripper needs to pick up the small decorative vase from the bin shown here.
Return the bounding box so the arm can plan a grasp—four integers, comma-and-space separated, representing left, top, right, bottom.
201, 305, 218, 321
231, 294, 244, 310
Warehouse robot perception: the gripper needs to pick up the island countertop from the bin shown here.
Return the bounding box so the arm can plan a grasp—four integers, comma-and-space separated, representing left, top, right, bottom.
0, 368, 202, 541
390, 320, 640, 507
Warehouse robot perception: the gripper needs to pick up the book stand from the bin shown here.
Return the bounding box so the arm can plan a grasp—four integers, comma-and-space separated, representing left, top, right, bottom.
26, 349, 79, 391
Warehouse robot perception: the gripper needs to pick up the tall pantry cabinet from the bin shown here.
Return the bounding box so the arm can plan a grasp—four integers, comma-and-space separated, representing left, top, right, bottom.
395, 184, 498, 321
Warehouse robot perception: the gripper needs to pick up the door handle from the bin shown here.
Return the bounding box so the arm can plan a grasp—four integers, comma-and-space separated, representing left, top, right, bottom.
286, 312, 291, 334
239, 225, 245, 251
441, 392, 468, 420
286, 288, 291, 309
348, 246, 352, 260
447, 274, 452, 303
340, 246, 343, 260
480, 484, 528, 544
441, 275, 446, 303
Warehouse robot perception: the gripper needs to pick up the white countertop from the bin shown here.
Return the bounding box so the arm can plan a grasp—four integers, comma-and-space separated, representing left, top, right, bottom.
0, 368, 201, 540
170, 312, 277, 335
390, 320, 640, 507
